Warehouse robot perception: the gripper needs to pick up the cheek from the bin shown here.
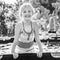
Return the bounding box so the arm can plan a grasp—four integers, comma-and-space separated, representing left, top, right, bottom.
31, 12, 33, 15
30, 11, 33, 16
21, 12, 24, 17
31, 10, 33, 14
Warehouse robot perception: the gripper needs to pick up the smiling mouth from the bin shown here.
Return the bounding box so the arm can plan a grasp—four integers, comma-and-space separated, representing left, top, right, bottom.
25, 15, 31, 18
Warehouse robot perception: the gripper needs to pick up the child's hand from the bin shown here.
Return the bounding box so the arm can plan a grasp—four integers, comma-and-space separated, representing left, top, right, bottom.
13, 53, 19, 59
37, 51, 43, 58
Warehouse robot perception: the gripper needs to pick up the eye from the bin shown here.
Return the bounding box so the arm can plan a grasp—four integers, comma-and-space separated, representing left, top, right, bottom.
28, 10, 31, 13
23, 11, 26, 13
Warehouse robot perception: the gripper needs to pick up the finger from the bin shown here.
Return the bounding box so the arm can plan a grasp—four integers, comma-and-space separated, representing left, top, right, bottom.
13, 56, 18, 59
37, 53, 42, 58
13, 54, 18, 59
37, 54, 40, 58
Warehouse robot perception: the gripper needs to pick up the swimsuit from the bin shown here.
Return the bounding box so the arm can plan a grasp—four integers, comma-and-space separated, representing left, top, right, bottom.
18, 21, 34, 48
23, 22, 33, 40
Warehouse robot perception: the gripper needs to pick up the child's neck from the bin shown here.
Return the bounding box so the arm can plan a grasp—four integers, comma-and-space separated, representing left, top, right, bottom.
24, 19, 31, 24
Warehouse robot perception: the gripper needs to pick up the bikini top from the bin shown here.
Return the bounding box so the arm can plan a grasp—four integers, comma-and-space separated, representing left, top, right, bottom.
20, 21, 34, 40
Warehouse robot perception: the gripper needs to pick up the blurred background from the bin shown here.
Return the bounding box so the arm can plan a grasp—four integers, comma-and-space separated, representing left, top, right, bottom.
0, 0, 60, 59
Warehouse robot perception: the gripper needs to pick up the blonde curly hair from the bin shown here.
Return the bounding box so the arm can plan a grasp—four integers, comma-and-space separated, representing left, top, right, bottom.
18, 2, 35, 17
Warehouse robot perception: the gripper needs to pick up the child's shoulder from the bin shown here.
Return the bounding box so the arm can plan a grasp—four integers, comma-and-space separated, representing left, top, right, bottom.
32, 21, 37, 25
15, 21, 23, 29
32, 21, 38, 27
32, 21, 39, 30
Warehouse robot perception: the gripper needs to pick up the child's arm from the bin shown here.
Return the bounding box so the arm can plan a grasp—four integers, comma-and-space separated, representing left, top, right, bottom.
11, 23, 21, 53
34, 22, 43, 53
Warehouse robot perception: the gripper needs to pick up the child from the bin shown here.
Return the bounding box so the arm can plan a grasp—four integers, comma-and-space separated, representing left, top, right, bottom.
11, 2, 43, 59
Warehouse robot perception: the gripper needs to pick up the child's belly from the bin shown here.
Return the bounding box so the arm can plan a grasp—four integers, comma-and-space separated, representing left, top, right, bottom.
17, 41, 34, 49
19, 33, 34, 43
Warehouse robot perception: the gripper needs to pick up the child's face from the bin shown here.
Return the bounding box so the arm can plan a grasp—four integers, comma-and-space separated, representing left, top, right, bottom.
21, 5, 33, 20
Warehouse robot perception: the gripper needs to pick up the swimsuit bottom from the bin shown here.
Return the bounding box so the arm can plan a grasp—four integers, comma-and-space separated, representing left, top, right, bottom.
15, 43, 36, 54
